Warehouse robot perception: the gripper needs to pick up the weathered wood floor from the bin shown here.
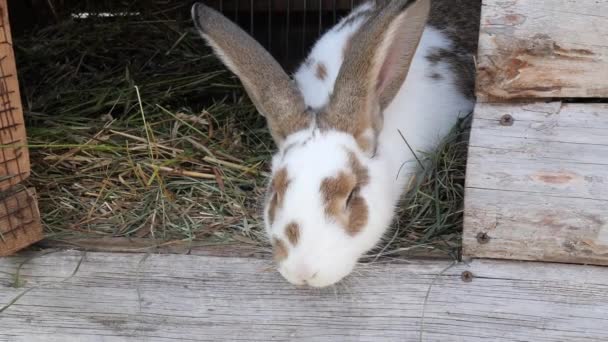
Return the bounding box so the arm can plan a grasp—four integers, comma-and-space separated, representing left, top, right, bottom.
1, 250, 607, 341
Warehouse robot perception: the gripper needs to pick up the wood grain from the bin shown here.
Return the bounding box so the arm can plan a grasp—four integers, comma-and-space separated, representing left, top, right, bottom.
0, 0, 30, 191
476, 0, 608, 100
0, 251, 607, 342
0, 188, 43, 257
35, 237, 452, 260
464, 102, 608, 264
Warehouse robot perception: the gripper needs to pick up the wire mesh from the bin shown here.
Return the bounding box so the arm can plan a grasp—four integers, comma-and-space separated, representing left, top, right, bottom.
0, 1, 42, 255
0, 16, 30, 192
16, 1, 367, 71
209, 0, 366, 70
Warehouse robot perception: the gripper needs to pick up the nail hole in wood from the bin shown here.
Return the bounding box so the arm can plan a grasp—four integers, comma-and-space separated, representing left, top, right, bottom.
500, 114, 514, 126
461, 271, 474, 283
476, 232, 491, 244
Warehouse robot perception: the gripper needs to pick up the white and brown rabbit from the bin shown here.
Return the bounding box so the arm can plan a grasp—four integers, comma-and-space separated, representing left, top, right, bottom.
191, 0, 479, 287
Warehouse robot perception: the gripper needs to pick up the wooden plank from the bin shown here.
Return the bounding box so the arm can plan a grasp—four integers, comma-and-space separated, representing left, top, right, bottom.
0, 251, 607, 341
476, 0, 608, 100
35, 237, 452, 260
463, 102, 608, 264
0, 0, 30, 191
0, 188, 43, 257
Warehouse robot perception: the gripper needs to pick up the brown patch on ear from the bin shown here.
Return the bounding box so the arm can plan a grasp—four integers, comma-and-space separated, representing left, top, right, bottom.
272, 237, 288, 262
285, 222, 300, 246
320, 153, 370, 235
267, 168, 290, 225
316, 63, 328, 81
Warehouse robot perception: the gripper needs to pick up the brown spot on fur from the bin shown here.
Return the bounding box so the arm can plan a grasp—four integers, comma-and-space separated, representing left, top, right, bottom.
426, 48, 476, 99
285, 222, 300, 245
349, 152, 370, 186
268, 168, 290, 225
320, 153, 370, 235
316, 63, 328, 81
322, 172, 357, 214
425, 0, 481, 99
347, 196, 368, 235
319, 105, 381, 154
272, 237, 288, 262
430, 73, 443, 80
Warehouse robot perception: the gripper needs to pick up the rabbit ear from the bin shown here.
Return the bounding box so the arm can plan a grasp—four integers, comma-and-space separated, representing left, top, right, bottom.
321, 0, 431, 153
191, 3, 310, 147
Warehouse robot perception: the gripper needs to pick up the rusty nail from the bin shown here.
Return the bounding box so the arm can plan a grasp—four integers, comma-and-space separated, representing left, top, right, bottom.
461, 271, 474, 283
500, 114, 514, 126
476, 232, 491, 244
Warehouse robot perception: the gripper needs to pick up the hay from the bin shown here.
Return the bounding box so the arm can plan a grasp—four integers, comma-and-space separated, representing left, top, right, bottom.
16, 11, 469, 255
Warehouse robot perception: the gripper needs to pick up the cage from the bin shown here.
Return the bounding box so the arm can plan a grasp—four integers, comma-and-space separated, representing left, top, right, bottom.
2, 0, 368, 255
0, 0, 43, 256
11, 0, 367, 71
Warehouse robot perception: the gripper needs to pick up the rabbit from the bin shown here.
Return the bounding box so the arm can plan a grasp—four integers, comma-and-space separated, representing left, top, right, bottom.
191, 0, 480, 288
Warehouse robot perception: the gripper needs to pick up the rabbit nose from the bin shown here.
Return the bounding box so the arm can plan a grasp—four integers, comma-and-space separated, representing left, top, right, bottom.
294, 264, 319, 283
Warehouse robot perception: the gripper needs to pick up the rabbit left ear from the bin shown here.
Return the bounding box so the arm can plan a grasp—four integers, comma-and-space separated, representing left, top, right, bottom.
321, 0, 430, 153
191, 3, 310, 147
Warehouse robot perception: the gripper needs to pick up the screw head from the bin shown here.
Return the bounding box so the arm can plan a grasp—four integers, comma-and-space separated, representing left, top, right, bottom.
500, 114, 514, 126
476, 232, 491, 244
461, 271, 474, 283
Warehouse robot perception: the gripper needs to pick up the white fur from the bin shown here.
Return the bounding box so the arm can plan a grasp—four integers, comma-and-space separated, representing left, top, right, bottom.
293, 2, 373, 109
265, 4, 474, 288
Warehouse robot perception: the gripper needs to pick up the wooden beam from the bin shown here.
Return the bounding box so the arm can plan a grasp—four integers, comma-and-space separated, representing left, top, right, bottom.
476, 0, 608, 100
0, 188, 43, 257
1, 251, 607, 341
463, 102, 608, 265
0, 0, 31, 191
34, 237, 452, 260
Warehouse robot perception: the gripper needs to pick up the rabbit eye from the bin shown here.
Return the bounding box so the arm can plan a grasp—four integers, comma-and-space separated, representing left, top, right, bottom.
346, 186, 359, 208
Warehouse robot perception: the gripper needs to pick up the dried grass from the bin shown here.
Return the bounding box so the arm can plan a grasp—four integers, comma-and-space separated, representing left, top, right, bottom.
16, 9, 469, 256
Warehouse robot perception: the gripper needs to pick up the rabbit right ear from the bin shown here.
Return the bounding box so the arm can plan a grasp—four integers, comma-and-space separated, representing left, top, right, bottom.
321, 0, 431, 154
191, 3, 310, 147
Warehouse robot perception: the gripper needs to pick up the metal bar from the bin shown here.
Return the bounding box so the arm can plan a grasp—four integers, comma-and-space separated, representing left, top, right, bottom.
318, 0, 322, 35
268, 0, 272, 50
249, 0, 254, 35
234, 0, 239, 22
286, 0, 291, 63
302, 0, 307, 57
333, 0, 337, 24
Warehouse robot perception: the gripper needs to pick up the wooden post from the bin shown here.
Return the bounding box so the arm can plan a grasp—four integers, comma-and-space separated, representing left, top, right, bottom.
463, 0, 608, 265
0, 0, 43, 256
